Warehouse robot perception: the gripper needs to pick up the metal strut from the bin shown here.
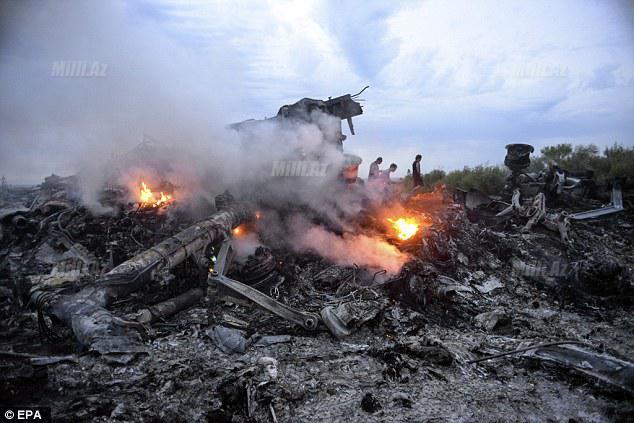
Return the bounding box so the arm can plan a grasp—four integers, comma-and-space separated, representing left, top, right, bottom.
208, 239, 320, 330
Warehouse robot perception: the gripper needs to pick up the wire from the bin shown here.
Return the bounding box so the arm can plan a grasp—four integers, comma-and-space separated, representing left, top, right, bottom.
467, 340, 591, 364
351, 85, 370, 98
32, 290, 63, 342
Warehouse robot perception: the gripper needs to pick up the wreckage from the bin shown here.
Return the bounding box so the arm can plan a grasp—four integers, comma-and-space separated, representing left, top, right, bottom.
30, 196, 254, 360
230, 87, 366, 145
230, 87, 368, 183
455, 143, 628, 245
1, 103, 633, 421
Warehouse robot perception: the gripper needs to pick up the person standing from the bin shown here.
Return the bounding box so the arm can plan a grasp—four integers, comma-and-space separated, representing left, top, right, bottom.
380, 163, 398, 183
368, 157, 382, 180
412, 154, 423, 187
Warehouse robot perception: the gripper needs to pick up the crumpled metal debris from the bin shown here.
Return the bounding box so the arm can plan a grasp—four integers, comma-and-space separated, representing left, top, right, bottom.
570, 179, 625, 220
522, 344, 634, 394
475, 276, 504, 294
253, 335, 292, 347
129, 288, 204, 324
497, 189, 570, 242
396, 335, 454, 366
473, 309, 512, 333
320, 298, 385, 339
209, 325, 250, 354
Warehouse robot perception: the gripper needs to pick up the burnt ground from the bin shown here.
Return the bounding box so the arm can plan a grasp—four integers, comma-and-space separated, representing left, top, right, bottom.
1, 186, 633, 422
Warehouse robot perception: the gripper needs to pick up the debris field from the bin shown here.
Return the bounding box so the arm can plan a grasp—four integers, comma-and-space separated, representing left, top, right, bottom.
1, 168, 633, 422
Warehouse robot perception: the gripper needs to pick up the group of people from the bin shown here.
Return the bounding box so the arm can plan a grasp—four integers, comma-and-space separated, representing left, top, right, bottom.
368, 154, 424, 187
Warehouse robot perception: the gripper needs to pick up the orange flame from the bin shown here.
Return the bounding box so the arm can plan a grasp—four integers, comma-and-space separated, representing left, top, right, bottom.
140, 182, 154, 204
155, 191, 173, 207
387, 217, 420, 240
232, 224, 244, 236
139, 181, 174, 208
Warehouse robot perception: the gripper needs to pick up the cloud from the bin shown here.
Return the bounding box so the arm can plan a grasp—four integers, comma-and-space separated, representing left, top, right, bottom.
587, 64, 620, 90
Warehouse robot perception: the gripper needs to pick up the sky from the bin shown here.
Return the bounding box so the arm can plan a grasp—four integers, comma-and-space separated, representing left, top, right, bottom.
1, 0, 633, 183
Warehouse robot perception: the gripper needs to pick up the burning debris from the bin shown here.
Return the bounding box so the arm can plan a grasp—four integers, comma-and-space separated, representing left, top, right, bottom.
387, 217, 420, 241
138, 181, 174, 209
1, 99, 633, 422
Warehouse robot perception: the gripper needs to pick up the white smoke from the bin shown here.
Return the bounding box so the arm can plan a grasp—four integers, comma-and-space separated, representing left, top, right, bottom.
0, 0, 410, 274
291, 222, 409, 274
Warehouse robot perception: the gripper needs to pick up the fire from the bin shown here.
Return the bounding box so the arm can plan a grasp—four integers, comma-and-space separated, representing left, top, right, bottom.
155, 191, 173, 207
140, 182, 154, 204
138, 181, 174, 208
387, 217, 420, 240
232, 225, 244, 236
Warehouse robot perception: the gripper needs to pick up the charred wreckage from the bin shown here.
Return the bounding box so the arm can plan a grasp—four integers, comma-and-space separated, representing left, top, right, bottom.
1, 91, 633, 422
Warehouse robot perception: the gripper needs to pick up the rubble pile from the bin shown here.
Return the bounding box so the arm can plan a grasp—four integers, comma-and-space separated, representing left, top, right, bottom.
1, 170, 633, 422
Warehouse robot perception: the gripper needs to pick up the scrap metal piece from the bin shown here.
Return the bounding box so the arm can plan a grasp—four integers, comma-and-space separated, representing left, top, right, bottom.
320, 299, 385, 339
209, 239, 320, 331
497, 189, 546, 231
253, 335, 292, 347
523, 344, 634, 394
504, 143, 534, 173
570, 180, 624, 220
497, 189, 569, 241
496, 189, 521, 217
229, 88, 366, 155
0, 205, 29, 222
470, 341, 634, 394
210, 271, 319, 331
239, 246, 279, 289
130, 287, 204, 324
209, 325, 249, 354
453, 188, 491, 210
52, 236, 99, 274
320, 306, 353, 339
504, 143, 534, 188
523, 192, 546, 232
213, 235, 235, 276
542, 211, 571, 243
473, 309, 512, 332
232, 90, 364, 135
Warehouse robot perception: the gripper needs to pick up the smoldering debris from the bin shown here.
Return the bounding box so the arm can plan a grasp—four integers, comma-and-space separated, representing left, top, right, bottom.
1, 130, 634, 422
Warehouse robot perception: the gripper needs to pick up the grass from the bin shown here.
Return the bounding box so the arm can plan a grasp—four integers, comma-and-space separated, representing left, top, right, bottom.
404, 143, 633, 194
